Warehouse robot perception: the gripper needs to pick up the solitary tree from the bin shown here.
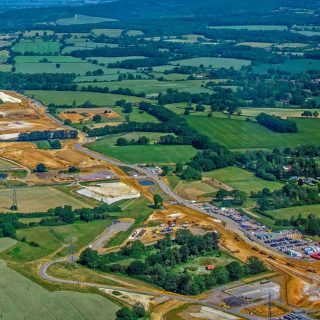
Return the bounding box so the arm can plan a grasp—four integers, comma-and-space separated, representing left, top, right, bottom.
153, 194, 163, 209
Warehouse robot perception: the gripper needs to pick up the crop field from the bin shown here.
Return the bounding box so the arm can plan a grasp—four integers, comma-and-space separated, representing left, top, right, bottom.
241, 107, 320, 118
15, 62, 109, 75
55, 14, 116, 25
0, 238, 17, 253
208, 25, 288, 30
170, 57, 251, 69
0, 259, 119, 320
13, 40, 60, 55
187, 116, 320, 149
253, 59, 320, 74
88, 142, 197, 164
78, 79, 211, 95
26, 90, 152, 107
1, 220, 112, 262
203, 167, 283, 194
266, 204, 320, 220
14, 55, 84, 63
0, 186, 90, 213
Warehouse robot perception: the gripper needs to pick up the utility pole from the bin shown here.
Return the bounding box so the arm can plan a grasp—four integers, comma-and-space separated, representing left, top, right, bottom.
10, 188, 18, 211
67, 236, 76, 264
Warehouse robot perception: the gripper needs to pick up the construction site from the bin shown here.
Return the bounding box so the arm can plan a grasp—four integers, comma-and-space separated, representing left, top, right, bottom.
0, 91, 318, 320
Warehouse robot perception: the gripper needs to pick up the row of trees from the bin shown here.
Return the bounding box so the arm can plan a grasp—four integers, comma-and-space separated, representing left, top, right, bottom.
18, 130, 78, 141
256, 113, 298, 133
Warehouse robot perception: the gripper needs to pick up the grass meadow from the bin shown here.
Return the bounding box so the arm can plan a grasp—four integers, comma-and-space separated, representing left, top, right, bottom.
170, 57, 251, 69
13, 40, 60, 55
203, 167, 283, 194
26, 90, 152, 106
187, 116, 320, 149
0, 259, 119, 320
0, 186, 90, 213
266, 204, 320, 220
88, 141, 197, 164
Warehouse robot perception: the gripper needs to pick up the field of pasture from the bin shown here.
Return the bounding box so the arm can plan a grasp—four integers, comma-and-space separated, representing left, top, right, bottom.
187, 116, 320, 149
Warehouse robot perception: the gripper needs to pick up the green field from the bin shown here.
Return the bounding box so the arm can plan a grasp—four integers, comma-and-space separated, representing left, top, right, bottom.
14, 55, 84, 63
187, 116, 320, 149
266, 204, 320, 220
254, 59, 320, 74
241, 107, 320, 119
170, 57, 251, 69
0, 259, 119, 320
26, 90, 152, 107
56, 14, 116, 25
0, 186, 90, 213
1, 220, 112, 262
208, 25, 288, 30
78, 79, 211, 95
0, 238, 17, 253
13, 40, 61, 55
203, 167, 283, 194
15, 62, 109, 75
88, 141, 197, 164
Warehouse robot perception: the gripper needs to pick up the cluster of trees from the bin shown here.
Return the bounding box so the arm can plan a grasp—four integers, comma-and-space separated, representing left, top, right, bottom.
0, 215, 20, 238
215, 189, 247, 206
80, 85, 146, 98
254, 184, 320, 211
80, 230, 266, 295
301, 110, 319, 118
0, 73, 76, 91
256, 113, 298, 133
178, 144, 235, 181
86, 102, 212, 150
275, 213, 320, 236
18, 130, 78, 141
236, 145, 320, 181
115, 304, 146, 320
116, 136, 150, 146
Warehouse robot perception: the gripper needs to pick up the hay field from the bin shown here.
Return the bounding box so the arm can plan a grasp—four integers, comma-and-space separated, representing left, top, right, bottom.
88, 142, 197, 164
13, 40, 60, 55
241, 107, 320, 119
1, 220, 112, 262
26, 90, 152, 106
266, 204, 320, 220
14, 55, 84, 63
187, 116, 320, 149
0, 186, 90, 213
203, 167, 283, 193
78, 79, 211, 95
0, 259, 119, 320
170, 57, 251, 69
0, 158, 15, 169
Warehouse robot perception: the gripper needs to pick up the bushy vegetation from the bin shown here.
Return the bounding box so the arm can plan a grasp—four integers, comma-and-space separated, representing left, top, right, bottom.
80, 230, 267, 295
